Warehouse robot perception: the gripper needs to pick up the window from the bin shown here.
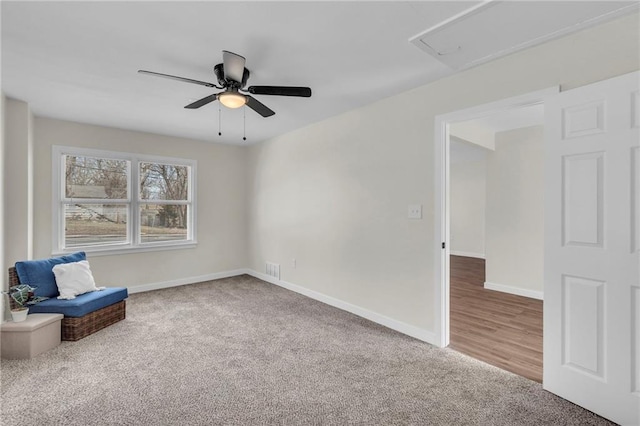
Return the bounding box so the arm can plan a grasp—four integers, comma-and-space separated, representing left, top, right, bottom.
53, 146, 196, 255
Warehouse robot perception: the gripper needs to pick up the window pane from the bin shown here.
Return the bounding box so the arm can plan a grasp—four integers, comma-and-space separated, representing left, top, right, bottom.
65, 204, 127, 247
140, 204, 188, 243
65, 155, 128, 199
140, 162, 189, 201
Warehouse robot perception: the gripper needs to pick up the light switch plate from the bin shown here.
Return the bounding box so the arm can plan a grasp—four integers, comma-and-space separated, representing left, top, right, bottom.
408, 204, 422, 219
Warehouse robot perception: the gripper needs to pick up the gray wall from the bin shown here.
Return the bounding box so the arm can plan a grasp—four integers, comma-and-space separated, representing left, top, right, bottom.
485, 126, 544, 298
450, 146, 487, 258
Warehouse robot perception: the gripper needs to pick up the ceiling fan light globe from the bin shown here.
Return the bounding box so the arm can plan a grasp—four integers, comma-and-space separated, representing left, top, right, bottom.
219, 92, 247, 109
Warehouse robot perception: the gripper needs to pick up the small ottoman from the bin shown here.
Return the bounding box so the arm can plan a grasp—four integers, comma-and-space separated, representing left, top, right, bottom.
1, 313, 64, 359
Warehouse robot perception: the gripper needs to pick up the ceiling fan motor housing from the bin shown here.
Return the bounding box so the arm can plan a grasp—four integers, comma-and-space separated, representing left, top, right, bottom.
241, 68, 250, 88
214, 63, 226, 87
214, 63, 251, 88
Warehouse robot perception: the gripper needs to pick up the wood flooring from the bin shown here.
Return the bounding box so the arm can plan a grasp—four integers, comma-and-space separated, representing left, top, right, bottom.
449, 255, 543, 383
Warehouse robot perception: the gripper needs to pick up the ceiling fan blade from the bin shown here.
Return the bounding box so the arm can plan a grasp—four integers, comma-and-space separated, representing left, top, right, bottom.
138, 70, 217, 88
184, 94, 218, 109
245, 95, 275, 117
247, 86, 312, 97
222, 50, 246, 83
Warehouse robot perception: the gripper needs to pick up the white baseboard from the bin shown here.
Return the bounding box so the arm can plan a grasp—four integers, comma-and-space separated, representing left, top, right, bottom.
450, 250, 485, 259
127, 269, 247, 294
247, 270, 438, 346
125, 267, 439, 346
484, 281, 543, 300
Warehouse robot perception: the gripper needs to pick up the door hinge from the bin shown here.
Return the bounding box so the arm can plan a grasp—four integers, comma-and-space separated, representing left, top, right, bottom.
442, 242, 446, 249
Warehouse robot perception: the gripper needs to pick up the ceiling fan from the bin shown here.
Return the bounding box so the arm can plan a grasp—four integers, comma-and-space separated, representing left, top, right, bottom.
138, 50, 312, 118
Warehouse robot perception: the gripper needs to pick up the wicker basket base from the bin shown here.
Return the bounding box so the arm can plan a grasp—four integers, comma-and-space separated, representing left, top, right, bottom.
62, 300, 126, 341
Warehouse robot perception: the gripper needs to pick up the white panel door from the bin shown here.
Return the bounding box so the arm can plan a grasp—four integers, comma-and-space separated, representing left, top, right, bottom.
544, 71, 640, 425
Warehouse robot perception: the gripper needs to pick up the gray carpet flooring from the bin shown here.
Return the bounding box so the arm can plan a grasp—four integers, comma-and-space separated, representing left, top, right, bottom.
1, 274, 613, 425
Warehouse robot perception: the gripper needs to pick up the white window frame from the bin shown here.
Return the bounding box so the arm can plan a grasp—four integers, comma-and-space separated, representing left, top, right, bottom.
52, 145, 197, 256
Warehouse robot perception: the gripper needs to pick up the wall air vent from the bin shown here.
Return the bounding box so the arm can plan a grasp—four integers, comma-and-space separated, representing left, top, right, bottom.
409, 0, 639, 71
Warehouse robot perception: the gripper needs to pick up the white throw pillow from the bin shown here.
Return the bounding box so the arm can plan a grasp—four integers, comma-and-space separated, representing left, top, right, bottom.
52, 260, 105, 300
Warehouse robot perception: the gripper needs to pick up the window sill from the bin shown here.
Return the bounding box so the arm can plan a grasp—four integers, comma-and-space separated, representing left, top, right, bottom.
52, 241, 198, 257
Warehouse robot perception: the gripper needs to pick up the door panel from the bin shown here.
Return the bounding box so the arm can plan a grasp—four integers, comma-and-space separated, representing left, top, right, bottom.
633, 146, 640, 253
562, 152, 604, 247
562, 275, 605, 378
633, 287, 640, 394
544, 71, 639, 425
562, 100, 605, 139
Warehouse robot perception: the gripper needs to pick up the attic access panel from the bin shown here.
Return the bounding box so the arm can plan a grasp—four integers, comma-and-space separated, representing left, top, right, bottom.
409, 1, 638, 71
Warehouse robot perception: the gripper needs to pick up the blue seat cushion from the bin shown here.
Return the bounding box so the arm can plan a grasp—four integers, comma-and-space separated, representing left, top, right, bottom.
29, 287, 128, 318
15, 252, 86, 298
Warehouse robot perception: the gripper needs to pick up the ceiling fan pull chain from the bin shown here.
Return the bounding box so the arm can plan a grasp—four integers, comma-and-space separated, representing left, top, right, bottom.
218, 104, 222, 136
243, 106, 247, 141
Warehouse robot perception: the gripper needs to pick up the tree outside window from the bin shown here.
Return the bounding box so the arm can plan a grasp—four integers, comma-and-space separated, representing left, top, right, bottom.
139, 162, 190, 243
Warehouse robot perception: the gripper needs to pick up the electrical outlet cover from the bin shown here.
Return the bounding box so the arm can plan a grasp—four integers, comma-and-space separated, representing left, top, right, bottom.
408, 204, 422, 219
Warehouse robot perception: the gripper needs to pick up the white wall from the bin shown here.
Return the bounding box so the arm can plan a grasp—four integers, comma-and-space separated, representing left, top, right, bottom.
1, 93, 7, 321
450, 154, 486, 259
485, 126, 544, 299
247, 100, 434, 336
246, 13, 639, 339
4, 98, 33, 270
26, 118, 248, 290
1, 93, 5, 288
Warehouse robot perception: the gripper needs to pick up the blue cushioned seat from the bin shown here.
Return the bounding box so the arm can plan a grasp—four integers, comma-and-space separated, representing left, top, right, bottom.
28, 287, 128, 318
15, 252, 86, 298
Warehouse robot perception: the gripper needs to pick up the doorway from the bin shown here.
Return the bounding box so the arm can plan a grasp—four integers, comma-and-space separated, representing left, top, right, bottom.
447, 112, 545, 382
432, 87, 559, 380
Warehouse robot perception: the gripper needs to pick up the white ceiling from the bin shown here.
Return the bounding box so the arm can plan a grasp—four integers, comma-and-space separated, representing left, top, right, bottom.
1, 1, 635, 145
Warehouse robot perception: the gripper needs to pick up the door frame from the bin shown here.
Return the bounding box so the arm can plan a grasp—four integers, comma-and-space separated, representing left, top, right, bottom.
433, 86, 559, 349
